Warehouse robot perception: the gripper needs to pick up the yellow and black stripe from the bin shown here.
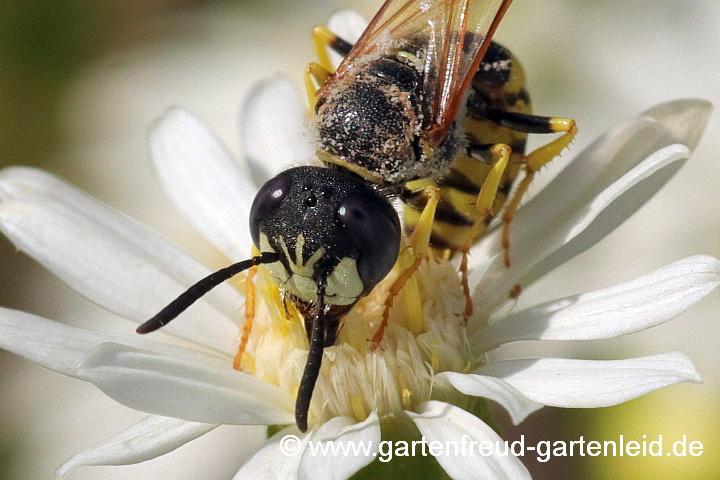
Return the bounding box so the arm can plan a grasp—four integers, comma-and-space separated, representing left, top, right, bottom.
403, 42, 532, 255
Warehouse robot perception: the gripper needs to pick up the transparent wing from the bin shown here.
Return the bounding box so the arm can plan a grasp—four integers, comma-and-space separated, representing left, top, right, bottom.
423, 0, 513, 143
332, 0, 433, 75
333, 0, 513, 145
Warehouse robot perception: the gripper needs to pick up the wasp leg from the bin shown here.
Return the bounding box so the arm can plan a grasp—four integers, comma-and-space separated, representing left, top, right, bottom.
232, 264, 257, 371
457, 144, 510, 319
495, 113, 577, 267
371, 185, 440, 347
486, 111, 575, 136
305, 26, 355, 112
311, 25, 353, 72
233, 246, 264, 371
304, 62, 332, 112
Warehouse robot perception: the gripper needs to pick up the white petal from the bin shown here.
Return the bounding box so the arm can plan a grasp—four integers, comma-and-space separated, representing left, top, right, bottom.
55, 416, 216, 479
0, 307, 230, 379
326, 10, 368, 69
0, 167, 241, 318
234, 426, 308, 480
0, 199, 238, 353
474, 352, 702, 408
299, 412, 380, 480
408, 401, 531, 480
436, 372, 542, 425
77, 342, 295, 425
0, 307, 104, 378
0, 167, 241, 339
470, 99, 712, 316
241, 76, 314, 183
150, 108, 256, 261
473, 255, 720, 352
471, 142, 691, 317
327, 10, 367, 43
642, 98, 713, 151
237, 413, 379, 480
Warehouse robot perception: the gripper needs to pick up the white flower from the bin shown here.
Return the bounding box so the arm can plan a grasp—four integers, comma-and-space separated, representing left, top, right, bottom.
0, 11, 717, 480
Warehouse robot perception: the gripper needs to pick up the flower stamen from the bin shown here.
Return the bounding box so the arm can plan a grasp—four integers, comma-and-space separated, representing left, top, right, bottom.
351, 396, 367, 422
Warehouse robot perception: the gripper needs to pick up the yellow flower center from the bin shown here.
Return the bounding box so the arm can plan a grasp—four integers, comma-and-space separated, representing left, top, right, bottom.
239, 256, 472, 425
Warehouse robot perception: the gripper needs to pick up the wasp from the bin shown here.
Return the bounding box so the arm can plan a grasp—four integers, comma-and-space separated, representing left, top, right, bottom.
137, 0, 576, 433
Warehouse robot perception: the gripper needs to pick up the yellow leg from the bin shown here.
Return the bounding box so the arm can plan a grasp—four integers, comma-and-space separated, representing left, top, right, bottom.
304, 25, 347, 112
312, 25, 336, 72
458, 144, 510, 318
234, 263, 258, 371
503, 119, 577, 267
371, 185, 440, 347
304, 62, 332, 112
408, 185, 438, 257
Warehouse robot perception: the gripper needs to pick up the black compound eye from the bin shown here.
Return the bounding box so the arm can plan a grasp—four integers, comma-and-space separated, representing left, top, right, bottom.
338, 190, 401, 289
249, 173, 293, 246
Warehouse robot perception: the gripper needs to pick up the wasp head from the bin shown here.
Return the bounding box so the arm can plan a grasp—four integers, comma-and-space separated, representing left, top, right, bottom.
249, 166, 401, 311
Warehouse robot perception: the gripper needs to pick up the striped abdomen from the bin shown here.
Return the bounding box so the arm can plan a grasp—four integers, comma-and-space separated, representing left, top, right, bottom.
403, 41, 531, 254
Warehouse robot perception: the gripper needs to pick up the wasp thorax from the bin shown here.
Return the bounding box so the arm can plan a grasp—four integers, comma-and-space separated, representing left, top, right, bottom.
249, 166, 401, 307
315, 56, 430, 184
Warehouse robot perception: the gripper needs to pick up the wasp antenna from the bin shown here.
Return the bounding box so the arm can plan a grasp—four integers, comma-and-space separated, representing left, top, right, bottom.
295, 285, 327, 433
136, 252, 278, 334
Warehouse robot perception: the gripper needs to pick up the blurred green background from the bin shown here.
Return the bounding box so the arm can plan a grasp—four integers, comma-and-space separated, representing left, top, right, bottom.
1, 1, 719, 479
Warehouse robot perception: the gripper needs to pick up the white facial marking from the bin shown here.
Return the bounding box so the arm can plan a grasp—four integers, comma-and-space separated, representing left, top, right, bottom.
258, 233, 288, 283
257, 234, 363, 306
325, 257, 364, 304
